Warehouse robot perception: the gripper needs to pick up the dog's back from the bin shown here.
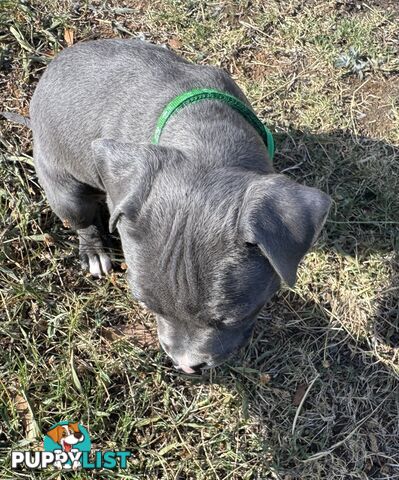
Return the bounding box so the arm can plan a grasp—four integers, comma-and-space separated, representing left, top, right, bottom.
27, 38, 331, 371
30, 39, 254, 188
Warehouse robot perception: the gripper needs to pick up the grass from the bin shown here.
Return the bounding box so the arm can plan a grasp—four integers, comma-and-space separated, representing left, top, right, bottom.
0, 0, 398, 478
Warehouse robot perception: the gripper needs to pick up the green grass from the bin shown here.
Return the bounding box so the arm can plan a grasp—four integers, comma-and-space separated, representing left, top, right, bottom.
1, 0, 398, 478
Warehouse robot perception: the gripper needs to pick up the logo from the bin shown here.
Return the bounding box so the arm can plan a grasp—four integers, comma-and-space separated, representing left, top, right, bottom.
11, 421, 131, 470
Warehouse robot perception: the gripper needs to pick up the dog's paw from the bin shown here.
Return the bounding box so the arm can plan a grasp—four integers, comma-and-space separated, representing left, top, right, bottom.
80, 250, 112, 278
78, 224, 113, 278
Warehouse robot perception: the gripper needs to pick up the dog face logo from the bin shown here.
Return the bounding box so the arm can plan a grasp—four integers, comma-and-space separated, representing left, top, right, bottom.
46, 422, 84, 453
12, 419, 131, 470
44, 421, 91, 470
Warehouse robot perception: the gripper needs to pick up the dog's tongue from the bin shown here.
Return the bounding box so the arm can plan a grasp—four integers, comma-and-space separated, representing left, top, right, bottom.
180, 365, 196, 374
64, 442, 72, 453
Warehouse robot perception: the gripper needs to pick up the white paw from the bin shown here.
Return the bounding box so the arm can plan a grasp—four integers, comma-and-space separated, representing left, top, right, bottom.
89, 252, 112, 278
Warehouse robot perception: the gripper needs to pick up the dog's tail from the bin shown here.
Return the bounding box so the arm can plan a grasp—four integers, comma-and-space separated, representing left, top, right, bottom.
1, 111, 31, 129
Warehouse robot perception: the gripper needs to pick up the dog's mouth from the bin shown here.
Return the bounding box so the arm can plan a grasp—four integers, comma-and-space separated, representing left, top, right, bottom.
63, 441, 72, 453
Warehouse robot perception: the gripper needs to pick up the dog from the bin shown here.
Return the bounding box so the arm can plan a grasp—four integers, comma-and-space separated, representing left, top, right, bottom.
46, 422, 84, 469
8, 38, 331, 373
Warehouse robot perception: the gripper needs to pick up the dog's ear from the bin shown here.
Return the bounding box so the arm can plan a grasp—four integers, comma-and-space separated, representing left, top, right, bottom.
239, 174, 331, 287
92, 139, 181, 233
47, 426, 63, 445
69, 422, 80, 433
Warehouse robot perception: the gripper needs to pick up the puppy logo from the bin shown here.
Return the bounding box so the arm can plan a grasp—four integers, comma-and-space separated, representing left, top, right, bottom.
44, 421, 91, 470
46, 422, 84, 453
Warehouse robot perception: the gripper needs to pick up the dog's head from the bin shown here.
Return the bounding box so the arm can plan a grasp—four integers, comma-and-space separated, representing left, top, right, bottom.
93, 139, 331, 373
46, 422, 84, 452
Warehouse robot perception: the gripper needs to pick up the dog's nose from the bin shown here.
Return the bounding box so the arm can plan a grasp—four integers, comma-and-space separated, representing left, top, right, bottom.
176, 363, 207, 374
74, 432, 83, 439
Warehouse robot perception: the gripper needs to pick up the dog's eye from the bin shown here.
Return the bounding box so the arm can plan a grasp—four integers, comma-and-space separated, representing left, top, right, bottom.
209, 318, 224, 328
245, 242, 262, 255
62, 431, 67, 437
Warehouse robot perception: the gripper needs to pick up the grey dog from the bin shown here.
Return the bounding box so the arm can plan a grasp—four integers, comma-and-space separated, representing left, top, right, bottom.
11, 39, 331, 373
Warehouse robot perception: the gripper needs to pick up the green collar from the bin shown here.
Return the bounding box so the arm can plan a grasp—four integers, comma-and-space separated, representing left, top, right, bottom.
151, 88, 275, 160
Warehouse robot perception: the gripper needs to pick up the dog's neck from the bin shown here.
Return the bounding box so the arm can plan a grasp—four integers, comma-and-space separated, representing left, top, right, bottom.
154, 101, 274, 174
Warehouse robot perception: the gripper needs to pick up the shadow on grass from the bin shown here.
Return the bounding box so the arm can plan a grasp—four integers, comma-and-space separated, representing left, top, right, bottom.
272, 127, 398, 356
198, 128, 398, 477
